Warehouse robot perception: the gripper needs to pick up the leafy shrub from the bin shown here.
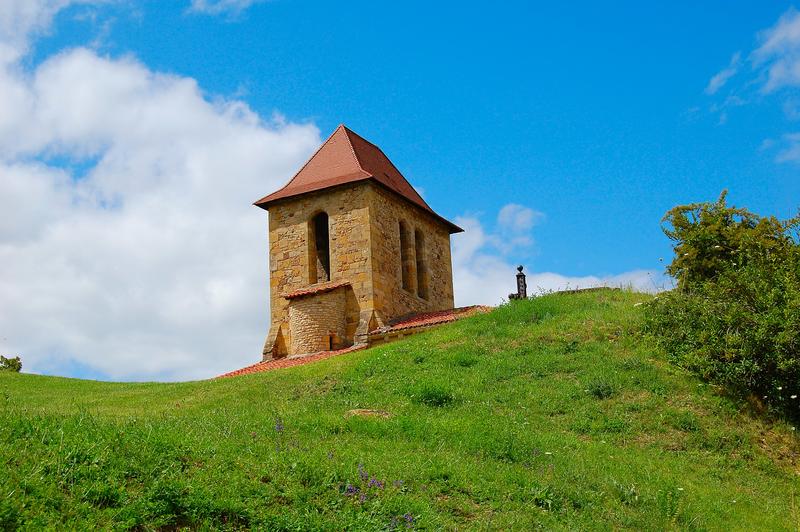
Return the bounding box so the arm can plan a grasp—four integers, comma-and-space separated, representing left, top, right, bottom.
0, 356, 21, 372
645, 192, 800, 419
659, 191, 796, 289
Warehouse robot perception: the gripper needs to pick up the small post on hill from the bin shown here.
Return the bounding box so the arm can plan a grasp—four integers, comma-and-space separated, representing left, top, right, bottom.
508, 265, 527, 300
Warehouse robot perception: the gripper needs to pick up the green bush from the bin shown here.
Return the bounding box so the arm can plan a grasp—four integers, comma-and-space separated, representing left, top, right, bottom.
645, 192, 800, 419
659, 191, 797, 290
0, 356, 21, 373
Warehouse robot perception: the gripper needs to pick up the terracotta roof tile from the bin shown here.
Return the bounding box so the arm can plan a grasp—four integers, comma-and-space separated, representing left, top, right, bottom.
218, 306, 494, 378
370, 305, 492, 335
282, 280, 350, 300
254, 125, 462, 234
217, 345, 366, 378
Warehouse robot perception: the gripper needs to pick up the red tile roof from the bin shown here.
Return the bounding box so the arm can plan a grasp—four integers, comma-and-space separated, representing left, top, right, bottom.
254, 125, 462, 234
218, 305, 493, 378
370, 305, 492, 335
283, 280, 350, 300
217, 345, 366, 378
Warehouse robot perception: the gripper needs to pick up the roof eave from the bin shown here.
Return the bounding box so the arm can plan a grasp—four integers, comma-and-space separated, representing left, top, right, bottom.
253, 179, 463, 233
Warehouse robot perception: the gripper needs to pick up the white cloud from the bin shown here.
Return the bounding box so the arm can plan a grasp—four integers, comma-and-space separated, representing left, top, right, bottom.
752, 8, 800, 93
451, 208, 665, 307
705, 52, 740, 95
0, 2, 662, 382
0, 4, 320, 381
706, 8, 800, 159
486, 203, 543, 253
774, 132, 800, 162
0, 0, 107, 62
497, 203, 542, 233
188, 0, 265, 17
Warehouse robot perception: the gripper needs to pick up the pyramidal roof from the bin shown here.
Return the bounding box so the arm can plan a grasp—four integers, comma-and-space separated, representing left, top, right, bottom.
254, 125, 462, 233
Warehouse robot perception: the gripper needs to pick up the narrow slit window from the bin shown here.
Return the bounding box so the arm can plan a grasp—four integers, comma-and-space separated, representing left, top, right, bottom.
415, 229, 429, 299
309, 212, 330, 283
399, 221, 413, 291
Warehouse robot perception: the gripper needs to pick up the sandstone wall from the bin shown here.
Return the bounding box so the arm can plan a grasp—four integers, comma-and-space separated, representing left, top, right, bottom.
262, 181, 455, 359
367, 184, 455, 321
287, 287, 347, 354
263, 184, 372, 358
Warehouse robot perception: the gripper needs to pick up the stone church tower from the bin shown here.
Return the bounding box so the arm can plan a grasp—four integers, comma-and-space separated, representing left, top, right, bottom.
254, 125, 462, 360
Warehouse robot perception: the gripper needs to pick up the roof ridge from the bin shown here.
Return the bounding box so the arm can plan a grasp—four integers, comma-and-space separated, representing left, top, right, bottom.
341, 125, 366, 175
341, 126, 434, 211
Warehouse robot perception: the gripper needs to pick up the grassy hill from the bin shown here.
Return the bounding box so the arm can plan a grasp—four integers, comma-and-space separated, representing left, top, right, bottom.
1, 289, 798, 530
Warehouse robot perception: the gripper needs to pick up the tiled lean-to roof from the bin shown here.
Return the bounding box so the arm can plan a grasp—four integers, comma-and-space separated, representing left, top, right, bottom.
253, 125, 462, 234
218, 345, 367, 378
282, 280, 350, 300
217, 306, 493, 378
369, 305, 492, 335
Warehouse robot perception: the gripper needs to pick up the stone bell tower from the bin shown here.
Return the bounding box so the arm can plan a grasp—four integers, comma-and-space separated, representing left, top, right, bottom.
253, 124, 463, 360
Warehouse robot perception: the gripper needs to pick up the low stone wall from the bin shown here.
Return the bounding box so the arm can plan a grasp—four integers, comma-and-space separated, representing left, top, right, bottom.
287, 287, 348, 355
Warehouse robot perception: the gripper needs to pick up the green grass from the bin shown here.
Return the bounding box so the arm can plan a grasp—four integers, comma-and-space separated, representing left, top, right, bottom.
1, 289, 799, 530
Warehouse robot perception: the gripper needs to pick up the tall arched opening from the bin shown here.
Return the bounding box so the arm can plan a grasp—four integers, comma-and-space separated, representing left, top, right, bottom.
309, 212, 330, 283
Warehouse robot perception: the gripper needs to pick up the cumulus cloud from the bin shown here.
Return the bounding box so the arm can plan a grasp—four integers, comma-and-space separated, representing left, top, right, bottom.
497, 203, 542, 233
451, 207, 665, 307
0, 0, 107, 62
0, 4, 320, 380
0, 1, 663, 382
493, 203, 543, 252
188, 0, 265, 17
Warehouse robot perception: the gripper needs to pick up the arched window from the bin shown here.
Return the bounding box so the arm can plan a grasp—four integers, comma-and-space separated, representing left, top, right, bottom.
308, 212, 330, 283
415, 229, 429, 299
399, 221, 414, 291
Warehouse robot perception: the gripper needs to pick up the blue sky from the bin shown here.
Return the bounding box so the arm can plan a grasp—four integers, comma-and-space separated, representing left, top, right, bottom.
1, 1, 798, 380
36, 0, 798, 275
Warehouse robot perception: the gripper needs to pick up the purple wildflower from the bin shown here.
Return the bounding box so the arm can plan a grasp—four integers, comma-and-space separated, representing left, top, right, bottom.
404, 513, 414, 527
274, 417, 284, 433
367, 476, 385, 489
344, 483, 358, 496
359, 493, 366, 503
358, 463, 369, 481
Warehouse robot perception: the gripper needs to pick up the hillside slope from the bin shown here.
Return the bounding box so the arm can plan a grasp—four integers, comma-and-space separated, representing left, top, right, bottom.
1, 290, 798, 530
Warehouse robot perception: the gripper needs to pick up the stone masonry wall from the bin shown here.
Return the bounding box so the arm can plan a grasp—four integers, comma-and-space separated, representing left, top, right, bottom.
264, 184, 372, 358
263, 181, 456, 359
288, 287, 347, 354
367, 184, 455, 322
